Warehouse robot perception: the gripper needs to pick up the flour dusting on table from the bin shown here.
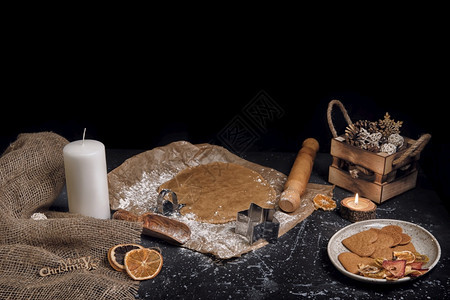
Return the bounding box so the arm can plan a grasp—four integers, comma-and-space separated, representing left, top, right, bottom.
108, 141, 325, 259
117, 169, 177, 212
116, 169, 295, 258
115, 169, 327, 259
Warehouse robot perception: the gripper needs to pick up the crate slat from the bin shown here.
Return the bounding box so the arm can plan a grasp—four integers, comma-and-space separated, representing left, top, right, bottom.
328, 135, 419, 203
329, 165, 418, 203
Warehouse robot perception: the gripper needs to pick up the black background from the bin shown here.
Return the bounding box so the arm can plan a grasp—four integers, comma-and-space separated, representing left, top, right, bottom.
2, 18, 448, 211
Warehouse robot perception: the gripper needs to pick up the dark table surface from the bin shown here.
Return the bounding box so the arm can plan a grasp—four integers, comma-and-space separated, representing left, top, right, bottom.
54, 149, 450, 299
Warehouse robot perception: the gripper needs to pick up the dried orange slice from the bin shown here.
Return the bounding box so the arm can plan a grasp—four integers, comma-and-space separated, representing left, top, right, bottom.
393, 250, 416, 264
124, 248, 163, 280
108, 243, 144, 272
313, 194, 336, 211
413, 252, 429, 263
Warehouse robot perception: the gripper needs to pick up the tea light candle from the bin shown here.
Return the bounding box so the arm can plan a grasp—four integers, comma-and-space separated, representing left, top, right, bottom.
63, 134, 110, 219
340, 193, 377, 222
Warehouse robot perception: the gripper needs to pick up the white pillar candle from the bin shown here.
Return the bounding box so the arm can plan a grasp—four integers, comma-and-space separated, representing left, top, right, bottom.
63, 139, 110, 219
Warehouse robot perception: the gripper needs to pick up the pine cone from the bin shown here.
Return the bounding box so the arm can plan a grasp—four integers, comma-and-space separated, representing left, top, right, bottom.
345, 120, 379, 149
344, 113, 403, 152
354, 120, 378, 134
345, 123, 359, 143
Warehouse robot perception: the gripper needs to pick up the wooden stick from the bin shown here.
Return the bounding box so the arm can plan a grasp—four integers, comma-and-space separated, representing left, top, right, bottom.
279, 138, 319, 213
113, 209, 191, 245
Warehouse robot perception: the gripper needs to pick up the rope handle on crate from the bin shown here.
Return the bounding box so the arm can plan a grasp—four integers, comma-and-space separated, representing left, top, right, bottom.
392, 133, 431, 165
327, 99, 353, 138
326, 99, 431, 165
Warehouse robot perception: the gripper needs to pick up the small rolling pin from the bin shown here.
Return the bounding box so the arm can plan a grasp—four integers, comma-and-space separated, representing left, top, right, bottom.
279, 138, 319, 213
113, 209, 191, 245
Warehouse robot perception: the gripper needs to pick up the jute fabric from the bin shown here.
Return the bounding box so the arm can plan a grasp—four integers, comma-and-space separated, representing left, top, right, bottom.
0, 132, 142, 299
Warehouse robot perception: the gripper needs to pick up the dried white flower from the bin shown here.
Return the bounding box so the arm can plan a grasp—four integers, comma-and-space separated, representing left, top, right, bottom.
380, 143, 397, 155
388, 133, 404, 148
368, 132, 382, 147
358, 129, 382, 150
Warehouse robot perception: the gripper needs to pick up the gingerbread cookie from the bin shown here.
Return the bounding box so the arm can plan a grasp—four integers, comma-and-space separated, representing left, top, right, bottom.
338, 224, 427, 280
370, 231, 395, 258
380, 226, 402, 246
338, 252, 376, 274
369, 242, 417, 260
342, 229, 378, 257
392, 242, 416, 253
399, 233, 412, 245
341, 225, 415, 261
380, 225, 402, 233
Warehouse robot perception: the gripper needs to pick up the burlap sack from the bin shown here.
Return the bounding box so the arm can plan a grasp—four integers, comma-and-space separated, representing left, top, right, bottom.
0, 132, 142, 300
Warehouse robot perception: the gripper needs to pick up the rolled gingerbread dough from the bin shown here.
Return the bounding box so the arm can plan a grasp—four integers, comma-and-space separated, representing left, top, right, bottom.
158, 162, 277, 224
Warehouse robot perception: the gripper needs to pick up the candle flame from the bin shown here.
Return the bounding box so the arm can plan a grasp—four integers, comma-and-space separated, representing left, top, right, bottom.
354, 193, 359, 205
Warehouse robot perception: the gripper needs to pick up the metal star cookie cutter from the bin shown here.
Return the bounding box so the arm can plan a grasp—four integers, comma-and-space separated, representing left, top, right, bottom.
235, 203, 280, 245
155, 189, 184, 216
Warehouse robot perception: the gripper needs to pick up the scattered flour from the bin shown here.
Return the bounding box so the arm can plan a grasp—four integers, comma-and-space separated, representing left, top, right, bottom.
117, 169, 175, 211
114, 165, 298, 259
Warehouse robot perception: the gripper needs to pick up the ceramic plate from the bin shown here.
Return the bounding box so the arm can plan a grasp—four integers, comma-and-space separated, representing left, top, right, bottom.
327, 219, 441, 284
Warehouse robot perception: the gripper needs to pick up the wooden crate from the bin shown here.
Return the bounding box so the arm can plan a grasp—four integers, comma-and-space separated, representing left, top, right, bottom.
328, 136, 420, 204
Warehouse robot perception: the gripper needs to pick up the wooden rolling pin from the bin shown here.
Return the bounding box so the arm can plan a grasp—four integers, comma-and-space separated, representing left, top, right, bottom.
279, 138, 319, 213
113, 209, 191, 245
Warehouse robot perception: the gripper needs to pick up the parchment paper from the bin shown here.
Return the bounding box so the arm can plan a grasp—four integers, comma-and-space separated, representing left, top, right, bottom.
108, 141, 333, 259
